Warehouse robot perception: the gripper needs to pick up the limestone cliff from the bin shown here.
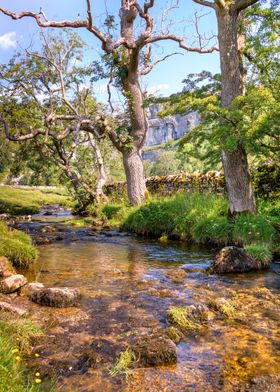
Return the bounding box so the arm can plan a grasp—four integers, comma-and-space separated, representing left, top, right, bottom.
145, 104, 199, 147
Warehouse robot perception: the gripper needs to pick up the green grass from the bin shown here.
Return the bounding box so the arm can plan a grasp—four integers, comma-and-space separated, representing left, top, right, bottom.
167, 306, 202, 331
0, 186, 71, 215
233, 213, 276, 246
94, 192, 279, 263
0, 313, 46, 392
244, 244, 272, 266
109, 349, 136, 377
0, 221, 37, 268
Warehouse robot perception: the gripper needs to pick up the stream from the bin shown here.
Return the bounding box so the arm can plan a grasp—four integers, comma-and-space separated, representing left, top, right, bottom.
18, 206, 280, 392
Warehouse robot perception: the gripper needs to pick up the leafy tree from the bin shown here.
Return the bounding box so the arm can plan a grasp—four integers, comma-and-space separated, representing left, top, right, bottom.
0, 1, 218, 205
0, 30, 109, 205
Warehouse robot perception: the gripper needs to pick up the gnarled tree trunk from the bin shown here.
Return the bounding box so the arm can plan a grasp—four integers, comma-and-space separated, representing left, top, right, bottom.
217, 7, 256, 214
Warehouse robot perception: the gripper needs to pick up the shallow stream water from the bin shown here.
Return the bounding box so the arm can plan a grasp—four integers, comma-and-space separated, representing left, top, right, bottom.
19, 207, 280, 391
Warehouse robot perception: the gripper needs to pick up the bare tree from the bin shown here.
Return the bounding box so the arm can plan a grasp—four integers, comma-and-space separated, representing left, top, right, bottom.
0, 1, 218, 205
192, 0, 259, 214
0, 30, 108, 204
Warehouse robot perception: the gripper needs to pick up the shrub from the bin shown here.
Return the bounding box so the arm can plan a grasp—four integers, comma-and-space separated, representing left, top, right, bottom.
102, 204, 122, 220
233, 213, 276, 246
245, 244, 272, 266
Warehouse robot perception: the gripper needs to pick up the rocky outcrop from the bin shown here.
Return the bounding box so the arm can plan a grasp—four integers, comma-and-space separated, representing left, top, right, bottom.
132, 336, 177, 366
145, 104, 199, 147
30, 287, 80, 307
209, 246, 261, 274
0, 256, 16, 278
0, 274, 27, 293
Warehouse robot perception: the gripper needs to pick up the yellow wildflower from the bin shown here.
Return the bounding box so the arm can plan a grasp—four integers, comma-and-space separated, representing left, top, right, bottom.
35, 353, 40, 357
35, 378, 42, 384
15, 356, 20, 361
35, 372, 40, 377
12, 348, 19, 354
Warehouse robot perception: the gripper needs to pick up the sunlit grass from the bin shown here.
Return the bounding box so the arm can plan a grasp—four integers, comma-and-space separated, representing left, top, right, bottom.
0, 186, 71, 215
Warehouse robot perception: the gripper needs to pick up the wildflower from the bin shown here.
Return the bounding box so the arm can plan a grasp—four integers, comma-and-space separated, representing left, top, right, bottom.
69, 366, 73, 371
35, 378, 42, 384
11, 348, 19, 354
35, 372, 40, 377
35, 353, 40, 357
15, 356, 20, 361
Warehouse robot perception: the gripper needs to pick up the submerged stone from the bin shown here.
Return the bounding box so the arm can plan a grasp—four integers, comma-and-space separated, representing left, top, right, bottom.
0, 256, 16, 278
0, 274, 27, 293
208, 246, 260, 274
132, 336, 177, 366
30, 287, 80, 307
0, 301, 28, 316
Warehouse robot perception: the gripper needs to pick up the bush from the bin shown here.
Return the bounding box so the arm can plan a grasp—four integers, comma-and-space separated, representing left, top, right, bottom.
233, 213, 276, 246
102, 204, 121, 220
245, 244, 272, 266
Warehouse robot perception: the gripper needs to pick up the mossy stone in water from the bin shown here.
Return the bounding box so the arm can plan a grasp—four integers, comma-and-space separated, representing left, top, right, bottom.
208, 246, 261, 274
132, 336, 177, 366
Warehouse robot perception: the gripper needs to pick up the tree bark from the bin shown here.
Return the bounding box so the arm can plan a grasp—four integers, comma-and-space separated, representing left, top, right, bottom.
216, 6, 256, 214
123, 149, 146, 205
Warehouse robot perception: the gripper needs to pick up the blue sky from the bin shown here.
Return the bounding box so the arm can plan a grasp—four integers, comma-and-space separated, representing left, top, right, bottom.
0, 0, 220, 102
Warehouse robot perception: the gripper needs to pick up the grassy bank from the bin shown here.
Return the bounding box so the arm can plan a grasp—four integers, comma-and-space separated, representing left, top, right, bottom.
0, 186, 71, 215
0, 221, 37, 268
95, 192, 279, 264
0, 313, 46, 392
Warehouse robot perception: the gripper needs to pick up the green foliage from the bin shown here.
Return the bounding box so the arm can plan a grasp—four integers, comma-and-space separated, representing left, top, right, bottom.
244, 244, 272, 266
102, 204, 121, 220
233, 213, 276, 246
0, 221, 37, 268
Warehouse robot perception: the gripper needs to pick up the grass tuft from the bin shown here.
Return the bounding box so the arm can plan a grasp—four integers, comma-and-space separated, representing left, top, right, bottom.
244, 243, 272, 266
0, 221, 37, 269
109, 349, 136, 377
167, 306, 202, 331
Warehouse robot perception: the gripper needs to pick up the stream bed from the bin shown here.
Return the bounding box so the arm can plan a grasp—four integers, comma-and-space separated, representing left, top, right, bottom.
18, 207, 280, 391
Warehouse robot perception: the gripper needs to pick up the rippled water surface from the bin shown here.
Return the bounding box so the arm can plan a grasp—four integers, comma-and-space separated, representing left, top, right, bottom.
21, 210, 280, 392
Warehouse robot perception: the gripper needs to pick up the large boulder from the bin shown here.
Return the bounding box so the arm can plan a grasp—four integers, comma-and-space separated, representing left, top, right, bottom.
0, 256, 16, 278
132, 336, 177, 366
208, 246, 260, 274
30, 287, 80, 307
0, 274, 27, 293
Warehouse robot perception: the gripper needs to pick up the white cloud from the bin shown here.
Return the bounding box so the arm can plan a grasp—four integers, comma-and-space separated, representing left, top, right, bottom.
146, 84, 170, 95
0, 32, 17, 50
